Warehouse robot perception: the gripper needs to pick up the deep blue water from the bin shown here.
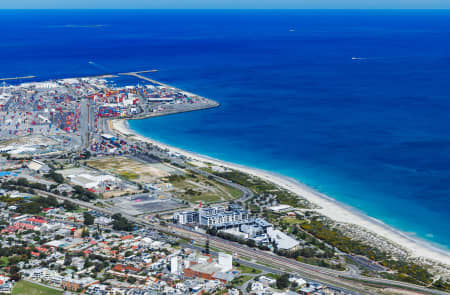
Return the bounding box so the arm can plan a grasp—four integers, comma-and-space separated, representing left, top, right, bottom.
1, 10, 450, 250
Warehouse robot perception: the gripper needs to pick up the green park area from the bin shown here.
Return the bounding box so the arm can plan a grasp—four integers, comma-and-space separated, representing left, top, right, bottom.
12, 280, 62, 295
231, 275, 253, 287
234, 263, 262, 274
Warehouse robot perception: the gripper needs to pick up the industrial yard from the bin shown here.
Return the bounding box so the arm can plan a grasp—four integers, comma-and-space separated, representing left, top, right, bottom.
107, 193, 185, 216
0, 71, 218, 157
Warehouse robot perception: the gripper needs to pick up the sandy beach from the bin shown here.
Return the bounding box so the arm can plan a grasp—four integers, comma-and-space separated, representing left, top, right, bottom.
111, 119, 450, 266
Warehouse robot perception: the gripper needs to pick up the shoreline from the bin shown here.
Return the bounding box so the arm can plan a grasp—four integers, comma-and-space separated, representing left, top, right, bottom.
111, 118, 450, 267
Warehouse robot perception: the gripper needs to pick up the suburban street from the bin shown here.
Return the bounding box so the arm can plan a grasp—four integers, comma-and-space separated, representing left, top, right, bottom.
34, 189, 449, 295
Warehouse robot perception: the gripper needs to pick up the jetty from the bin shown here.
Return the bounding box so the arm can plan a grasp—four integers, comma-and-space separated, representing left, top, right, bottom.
118, 70, 201, 97
119, 70, 189, 93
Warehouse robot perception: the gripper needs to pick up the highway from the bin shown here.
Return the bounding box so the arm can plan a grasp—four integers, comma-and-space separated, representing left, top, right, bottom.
33, 189, 449, 295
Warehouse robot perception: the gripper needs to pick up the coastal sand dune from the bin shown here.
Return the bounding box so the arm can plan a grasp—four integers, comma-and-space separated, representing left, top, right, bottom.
112, 119, 450, 266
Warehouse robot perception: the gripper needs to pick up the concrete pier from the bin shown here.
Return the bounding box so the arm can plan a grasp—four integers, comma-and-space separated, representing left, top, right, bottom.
118, 71, 201, 98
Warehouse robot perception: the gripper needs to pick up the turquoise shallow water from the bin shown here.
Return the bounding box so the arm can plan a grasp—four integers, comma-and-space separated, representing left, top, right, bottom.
1, 10, 449, 250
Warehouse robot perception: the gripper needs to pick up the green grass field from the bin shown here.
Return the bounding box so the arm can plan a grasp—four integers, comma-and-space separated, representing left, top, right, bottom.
119, 171, 140, 180
234, 263, 262, 274
280, 217, 307, 225
231, 275, 253, 286
264, 273, 281, 280
171, 174, 242, 203
0, 257, 8, 267
12, 280, 62, 295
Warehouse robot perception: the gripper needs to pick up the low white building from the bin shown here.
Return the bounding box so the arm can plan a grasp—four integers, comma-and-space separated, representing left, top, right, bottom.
267, 228, 300, 252
171, 256, 179, 274
259, 275, 276, 286
94, 216, 112, 225
218, 252, 233, 272
289, 277, 306, 287
27, 160, 51, 174
268, 204, 292, 213
68, 173, 118, 189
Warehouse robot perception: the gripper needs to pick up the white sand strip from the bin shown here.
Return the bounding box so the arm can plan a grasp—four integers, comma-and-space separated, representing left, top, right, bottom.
112, 119, 450, 266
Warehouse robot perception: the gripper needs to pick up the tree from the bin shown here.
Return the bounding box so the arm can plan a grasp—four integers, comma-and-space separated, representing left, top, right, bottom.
64, 254, 72, 266
205, 238, 210, 255
45, 196, 57, 206
290, 281, 298, 290
63, 200, 77, 211
246, 239, 256, 248
82, 150, 91, 159
81, 227, 90, 238
16, 178, 29, 187
83, 212, 95, 226
276, 273, 290, 289
9, 265, 21, 281
46, 171, 64, 184
112, 214, 134, 231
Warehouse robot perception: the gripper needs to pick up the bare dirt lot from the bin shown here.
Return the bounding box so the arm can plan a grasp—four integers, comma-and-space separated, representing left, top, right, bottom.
85, 156, 179, 183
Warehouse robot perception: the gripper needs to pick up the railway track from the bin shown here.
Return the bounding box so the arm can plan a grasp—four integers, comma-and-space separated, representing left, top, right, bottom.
35, 190, 448, 295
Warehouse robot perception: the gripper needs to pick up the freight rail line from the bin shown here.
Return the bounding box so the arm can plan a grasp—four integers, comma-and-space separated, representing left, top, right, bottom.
168, 225, 375, 294
171, 225, 448, 295
34, 190, 448, 295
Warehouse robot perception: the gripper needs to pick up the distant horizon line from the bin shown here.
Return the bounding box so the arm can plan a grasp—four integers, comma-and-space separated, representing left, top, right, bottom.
1, 8, 450, 10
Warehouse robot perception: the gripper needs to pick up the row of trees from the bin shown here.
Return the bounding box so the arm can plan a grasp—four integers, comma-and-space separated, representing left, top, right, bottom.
72, 185, 97, 202
2, 176, 98, 203
217, 170, 307, 209
45, 171, 64, 184
83, 212, 95, 225
14, 195, 77, 214
111, 213, 134, 231
1, 178, 46, 194
206, 227, 270, 251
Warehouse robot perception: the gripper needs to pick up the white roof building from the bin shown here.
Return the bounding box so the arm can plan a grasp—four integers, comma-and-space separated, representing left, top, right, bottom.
27, 160, 51, 174
267, 228, 300, 251
268, 204, 292, 213
218, 252, 233, 272
68, 173, 117, 189
289, 277, 307, 287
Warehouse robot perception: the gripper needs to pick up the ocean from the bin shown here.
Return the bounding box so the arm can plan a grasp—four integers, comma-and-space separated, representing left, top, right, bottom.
1, 10, 449, 250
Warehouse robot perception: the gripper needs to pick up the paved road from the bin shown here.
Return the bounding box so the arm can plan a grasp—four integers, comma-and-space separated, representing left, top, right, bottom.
171, 225, 449, 295
120, 134, 253, 203
34, 189, 449, 295
188, 166, 254, 202
79, 98, 90, 148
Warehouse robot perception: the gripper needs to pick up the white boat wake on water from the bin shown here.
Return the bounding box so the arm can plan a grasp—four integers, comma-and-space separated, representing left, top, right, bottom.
88, 61, 110, 72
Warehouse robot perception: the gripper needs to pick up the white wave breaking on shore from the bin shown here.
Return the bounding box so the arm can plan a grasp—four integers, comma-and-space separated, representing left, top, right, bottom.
112, 119, 450, 266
